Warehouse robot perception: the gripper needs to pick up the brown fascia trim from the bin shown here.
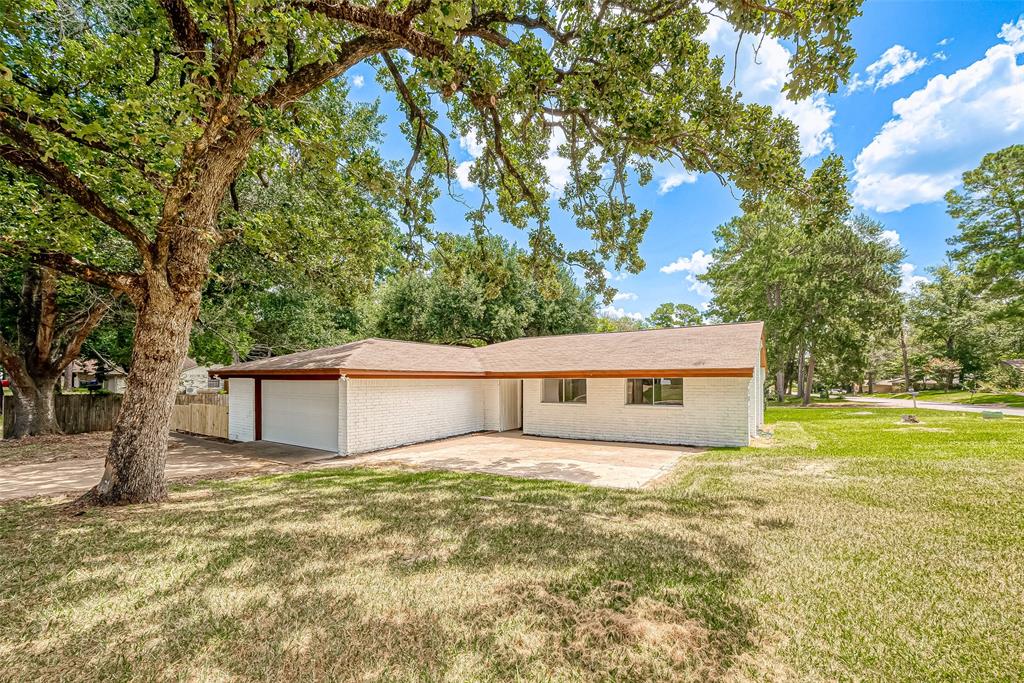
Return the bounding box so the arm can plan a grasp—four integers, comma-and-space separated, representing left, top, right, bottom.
213, 367, 754, 379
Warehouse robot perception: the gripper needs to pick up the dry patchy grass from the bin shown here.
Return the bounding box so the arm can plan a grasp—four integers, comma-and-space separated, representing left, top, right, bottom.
1, 407, 1022, 681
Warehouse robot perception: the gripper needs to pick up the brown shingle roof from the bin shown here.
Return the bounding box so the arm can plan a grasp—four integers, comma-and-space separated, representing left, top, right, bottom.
214, 322, 764, 378
216, 338, 484, 376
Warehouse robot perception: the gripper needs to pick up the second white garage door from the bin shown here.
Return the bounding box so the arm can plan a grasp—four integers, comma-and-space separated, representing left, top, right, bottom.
262, 380, 338, 452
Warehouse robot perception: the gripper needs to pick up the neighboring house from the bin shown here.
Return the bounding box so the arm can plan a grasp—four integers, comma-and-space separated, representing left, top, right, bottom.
870, 378, 904, 394
1000, 359, 1024, 371
213, 322, 767, 454
67, 359, 129, 393
179, 357, 224, 393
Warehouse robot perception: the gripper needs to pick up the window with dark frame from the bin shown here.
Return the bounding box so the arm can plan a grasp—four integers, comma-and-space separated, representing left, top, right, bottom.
625, 378, 683, 406
542, 378, 588, 403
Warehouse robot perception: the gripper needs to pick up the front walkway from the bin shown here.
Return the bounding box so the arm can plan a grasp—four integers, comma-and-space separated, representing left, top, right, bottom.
844, 395, 1024, 417
339, 431, 699, 488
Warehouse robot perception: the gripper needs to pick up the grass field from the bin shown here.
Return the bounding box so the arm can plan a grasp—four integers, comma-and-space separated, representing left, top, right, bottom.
1, 407, 1022, 681
885, 389, 1024, 408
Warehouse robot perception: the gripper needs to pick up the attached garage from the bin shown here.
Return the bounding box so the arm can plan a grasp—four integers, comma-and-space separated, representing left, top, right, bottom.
216, 324, 767, 454
261, 380, 339, 452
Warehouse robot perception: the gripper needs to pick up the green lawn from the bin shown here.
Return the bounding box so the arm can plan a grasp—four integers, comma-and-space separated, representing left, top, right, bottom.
1, 407, 1022, 681
885, 389, 1024, 408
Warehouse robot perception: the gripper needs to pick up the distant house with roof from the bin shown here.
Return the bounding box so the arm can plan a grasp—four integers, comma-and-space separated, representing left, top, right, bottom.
67, 359, 129, 393
212, 322, 767, 454
179, 358, 225, 393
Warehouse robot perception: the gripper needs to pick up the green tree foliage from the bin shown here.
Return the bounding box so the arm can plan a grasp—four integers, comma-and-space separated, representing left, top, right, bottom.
192, 92, 403, 363
946, 144, 1024, 320
364, 234, 596, 345
906, 267, 988, 382
902, 265, 1024, 388
645, 302, 702, 328
0, 0, 861, 502
593, 316, 645, 333
702, 156, 904, 403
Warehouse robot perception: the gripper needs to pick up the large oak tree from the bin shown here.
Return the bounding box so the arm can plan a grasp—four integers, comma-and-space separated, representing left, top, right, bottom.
0, 0, 860, 503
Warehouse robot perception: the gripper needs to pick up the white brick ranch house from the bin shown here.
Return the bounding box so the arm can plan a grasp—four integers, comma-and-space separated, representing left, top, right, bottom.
212, 322, 766, 454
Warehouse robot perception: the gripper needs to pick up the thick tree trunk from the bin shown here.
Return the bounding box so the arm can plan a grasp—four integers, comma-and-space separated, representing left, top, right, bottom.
899, 323, 912, 392
5, 375, 60, 439
93, 286, 200, 504
796, 347, 806, 402
802, 351, 815, 406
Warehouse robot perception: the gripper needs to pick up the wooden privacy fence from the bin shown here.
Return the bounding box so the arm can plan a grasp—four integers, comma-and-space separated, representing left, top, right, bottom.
2, 392, 228, 438
2, 394, 123, 438
170, 402, 229, 439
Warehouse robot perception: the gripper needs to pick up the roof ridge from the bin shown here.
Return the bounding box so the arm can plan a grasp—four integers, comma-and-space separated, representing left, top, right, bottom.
362, 337, 476, 350
483, 320, 764, 348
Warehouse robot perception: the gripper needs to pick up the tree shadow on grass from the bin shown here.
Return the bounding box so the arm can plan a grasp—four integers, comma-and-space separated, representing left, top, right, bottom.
0, 467, 767, 681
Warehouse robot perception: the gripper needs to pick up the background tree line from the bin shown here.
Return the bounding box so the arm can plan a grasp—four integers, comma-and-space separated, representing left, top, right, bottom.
699, 144, 1024, 401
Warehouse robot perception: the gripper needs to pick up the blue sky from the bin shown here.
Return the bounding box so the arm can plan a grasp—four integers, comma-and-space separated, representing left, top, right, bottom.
347, 1, 1024, 320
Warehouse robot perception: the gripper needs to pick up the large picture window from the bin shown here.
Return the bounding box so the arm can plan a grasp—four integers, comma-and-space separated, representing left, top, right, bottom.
542, 378, 588, 403
625, 378, 684, 406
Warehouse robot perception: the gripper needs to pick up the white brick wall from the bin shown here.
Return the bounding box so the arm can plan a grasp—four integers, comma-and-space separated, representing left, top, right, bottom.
481, 379, 501, 431
522, 377, 751, 447
344, 378, 486, 454
227, 378, 255, 442
338, 377, 347, 454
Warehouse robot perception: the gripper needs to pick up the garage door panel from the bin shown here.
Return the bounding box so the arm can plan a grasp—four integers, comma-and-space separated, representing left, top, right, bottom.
262, 380, 338, 451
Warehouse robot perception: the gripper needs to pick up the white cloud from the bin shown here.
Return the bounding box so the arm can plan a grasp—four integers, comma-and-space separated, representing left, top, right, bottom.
938, 37, 952, 47
933, 51, 947, 62
660, 249, 715, 298
454, 131, 485, 189
899, 263, 930, 294
701, 12, 835, 157
351, 75, 365, 88
612, 291, 638, 301
848, 45, 929, 93
655, 162, 697, 194
542, 126, 571, 193
853, 17, 1024, 213
597, 304, 644, 321
602, 269, 630, 282
879, 229, 901, 247
455, 161, 474, 190
459, 132, 485, 158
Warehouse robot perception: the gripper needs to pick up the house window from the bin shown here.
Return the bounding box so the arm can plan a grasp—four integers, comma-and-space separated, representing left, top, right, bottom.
625, 378, 684, 406
542, 378, 587, 403
207, 377, 223, 389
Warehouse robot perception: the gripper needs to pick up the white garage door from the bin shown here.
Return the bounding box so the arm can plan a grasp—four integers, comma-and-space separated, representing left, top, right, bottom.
262, 380, 338, 451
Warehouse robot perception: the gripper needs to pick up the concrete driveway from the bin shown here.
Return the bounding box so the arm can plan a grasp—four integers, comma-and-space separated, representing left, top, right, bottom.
0, 434, 337, 502
342, 431, 698, 488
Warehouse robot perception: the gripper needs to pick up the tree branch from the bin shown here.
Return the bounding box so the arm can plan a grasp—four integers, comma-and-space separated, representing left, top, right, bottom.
54, 298, 113, 372
0, 331, 31, 387
295, 0, 450, 60
0, 118, 154, 264
0, 104, 164, 188
381, 51, 453, 180
470, 94, 543, 214
257, 35, 400, 110
158, 0, 206, 60
0, 240, 143, 301
464, 12, 574, 44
